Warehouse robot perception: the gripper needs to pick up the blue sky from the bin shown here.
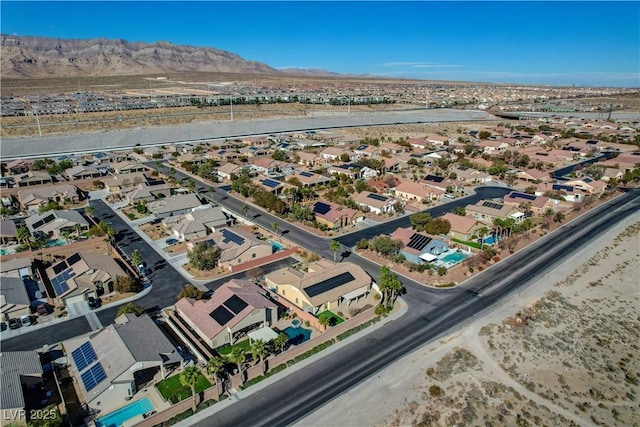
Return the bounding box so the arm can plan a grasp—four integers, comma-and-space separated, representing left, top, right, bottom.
2, 1, 639, 87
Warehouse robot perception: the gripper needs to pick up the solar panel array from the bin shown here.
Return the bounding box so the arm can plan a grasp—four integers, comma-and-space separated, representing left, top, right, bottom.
262, 179, 280, 188
210, 305, 234, 326
482, 201, 504, 210
51, 268, 75, 296
313, 202, 331, 215
367, 193, 388, 202
224, 295, 248, 315
80, 363, 107, 392
425, 175, 445, 183
552, 184, 574, 192
407, 233, 433, 251
52, 260, 68, 275
71, 341, 98, 372
305, 272, 355, 298
67, 253, 82, 266
299, 171, 314, 178
510, 192, 536, 201
355, 145, 368, 151
221, 229, 244, 245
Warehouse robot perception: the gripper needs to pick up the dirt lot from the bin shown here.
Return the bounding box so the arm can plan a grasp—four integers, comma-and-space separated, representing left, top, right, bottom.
139, 222, 170, 241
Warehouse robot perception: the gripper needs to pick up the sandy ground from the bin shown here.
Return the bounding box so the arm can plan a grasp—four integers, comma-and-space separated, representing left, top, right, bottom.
298, 213, 640, 427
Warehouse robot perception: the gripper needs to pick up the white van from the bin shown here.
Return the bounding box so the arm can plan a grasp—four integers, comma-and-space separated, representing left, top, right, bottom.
20, 314, 33, 327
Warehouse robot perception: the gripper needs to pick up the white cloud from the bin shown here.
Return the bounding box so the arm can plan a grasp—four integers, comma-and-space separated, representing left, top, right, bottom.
377, 61, 463, 69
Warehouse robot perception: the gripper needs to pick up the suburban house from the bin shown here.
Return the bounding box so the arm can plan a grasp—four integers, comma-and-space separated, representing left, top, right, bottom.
175, 153, 206, 166
0, 258, 32, 279
564, 178, 607, 195
0, 219, 18, 245
320, 147, 346, 161
17, 185, 82, 212
162, 206, 231, 241
454, 166, 492, 184
441, 213, 484, 241
239, 146, 270, 158
311, 200, 361, 229
296, 151, 320, 167
466, 200, 525, 225
188, 228, 272, 271
381, 157, 404, 173
103, 172, 148, 193
390, 228, 449, 264
0, 276, 31, 321
380, 142, 405, 154
0, 351, 44, 423
535, 183, 583, 203
63, 313, 182, 414
354, 191, 399, 215
4, 159, 33, 175
421, 175, 462, 192
175, 279, 277, 349
408, 138, 428, 149
286, 171, 331, 188
111, 161, 148, 175
601, 168, 624, 182
250, 157, 281, 175
25, 210, 90, 240
14, 171, 53, 187
64, 165, 103, 181
254, 177, 285, 195
517, 168, 551, 184
393, 180, 443, 203
360, 166, 379, 180
477, 140, 510, 155
124, 183, 172, 204
216, 162, 242, 180
92, 152, 129, 165
502, 192, 556, 216
265, 260, 372, 314
44, 251, 128, 306
147, 193, 202, 219
353, 144, 377, 158
425, 135, 450, 146
327, 164, 361, 180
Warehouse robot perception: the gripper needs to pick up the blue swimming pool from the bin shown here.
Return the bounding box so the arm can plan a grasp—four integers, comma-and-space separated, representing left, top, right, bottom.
268, 239, 286, 252
483, 235, 496, 245
440, 251, 469, 265
95, 397, 154, 427
283, 326, 311, 345
44, 239, 66, 248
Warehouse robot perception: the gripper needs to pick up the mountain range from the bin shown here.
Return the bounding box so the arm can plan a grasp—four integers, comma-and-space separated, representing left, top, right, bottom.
1, 35, 339, 78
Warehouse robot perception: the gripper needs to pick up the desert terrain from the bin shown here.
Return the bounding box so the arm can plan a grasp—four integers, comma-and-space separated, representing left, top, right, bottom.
298, 213, 640, 426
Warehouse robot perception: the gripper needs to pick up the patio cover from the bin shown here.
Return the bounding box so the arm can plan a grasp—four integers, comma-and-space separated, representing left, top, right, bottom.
248, 326, 279, 343
419, 253, 438, 262
342, 287, 367, 300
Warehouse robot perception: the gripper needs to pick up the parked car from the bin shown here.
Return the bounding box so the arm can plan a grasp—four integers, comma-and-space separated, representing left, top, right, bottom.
138, 263, 148, 276
20, 314, 33, 327
8, 318, 22, 329
165, 238, 178, 245
88, 297, 101, 310
150, 218, 161, 225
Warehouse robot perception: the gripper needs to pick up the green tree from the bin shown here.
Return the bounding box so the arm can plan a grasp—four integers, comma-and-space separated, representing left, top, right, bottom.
437, 266, 448, 276
242, 204, 249, 217
453, 207, 466, 216
229, 347, 246, 382
479, 131, 492, 140
340, 153, 351, 162
117, 302, 145, 317
250, 339, 269, 374
271, 222, 279, 235
178, 285, 206, 300
425, 218, 451, 235
187, 243, 221, 270
554, 212, 566, 223
273, 333, 289, 353
330, 240, 341, 263
85, 205, 95, 219
131, 250, 141, 270
206, 356, 226, 390
16, 227, 31, 251
180, 365, 201, 414
478, 226, 489, 249
114, 276, 141, 293
318, 314, 331, 328
410, 212, 432, 232
378, 265, 404, 308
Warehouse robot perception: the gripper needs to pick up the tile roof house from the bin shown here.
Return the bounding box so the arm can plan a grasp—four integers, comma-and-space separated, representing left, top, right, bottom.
393, 180, 443, 203
5, 159, 33, 175
441, 212, 484, 241
296, 151, 320, 167
535, 182, 583, 203
147, 193, 202, 219
187, 228, 273, 271
327, 164, 362, 179
0, 276, 31, 321
465, 200, 525, 225
25, 209, 89, 239
564, 178, 607, 195
17, 184, 82, 212
124, 182, 172, 204
286, 171, 330, 188
454, 166, 492, 184
176, 279, 277, 349
0, 351, 43, 422
111, 161, 148, 175
516, 168, 551, 183
14, 171, 53, 187
63, 313, 182, 413
320, 147, 346, 161
265, 260, 372, 314
216, 162, 243, 180
250, 157, 280, 175
162, 206, 231, 241
353, 191, 400, 215
64, 165, 103, 180
476, 140, 509, 155
0, 219, 18, 245
390, 227, 449, 264
502, 191, 556, 216
253, 177, 285, 194
103, 172, 148, 192
44, 251, 128, 306
311, 200, 362, 229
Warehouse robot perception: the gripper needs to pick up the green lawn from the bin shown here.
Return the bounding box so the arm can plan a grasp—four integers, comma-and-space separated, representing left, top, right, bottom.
318, 310, 344, 326
451, 238, 482, 249
218, 339, 252, 355
156, 371, 212, 404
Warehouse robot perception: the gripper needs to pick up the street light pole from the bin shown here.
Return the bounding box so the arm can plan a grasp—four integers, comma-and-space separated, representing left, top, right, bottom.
34, 105, 43, 138
230, 96, 234, 121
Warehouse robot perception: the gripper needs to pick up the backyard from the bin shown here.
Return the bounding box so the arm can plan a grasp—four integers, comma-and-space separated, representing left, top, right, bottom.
156, 371, 211, 404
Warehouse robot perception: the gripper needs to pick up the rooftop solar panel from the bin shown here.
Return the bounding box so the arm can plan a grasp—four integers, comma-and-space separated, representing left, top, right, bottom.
552, 184, 574, 192
305, 272, 355, 298
482, 201, 504, 210
510, 192, 536, 201
42, 214, 55, 224
51, 278, 70, 296
313, 202, 331, 215
52, 261, 67, 275
81, 362, 106, 392
367, 193, 388, 202
209, 305, 234, 326
425, 175, 445, 183
72, 341, 98, 372
299, 171, 314, 177
262, 179, 280, 188
220, 229, 244, 245
67, 253, 82, 266
224, 294, 249, 315
407, 233, 432, 251
356, 145, 368, 151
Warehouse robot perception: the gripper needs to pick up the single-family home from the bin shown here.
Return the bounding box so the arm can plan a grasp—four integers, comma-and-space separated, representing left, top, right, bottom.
162, 206, 231, 241
63, 313, 182, 414
380, 142, 405, 154
216, 162, 242, 180
465, 200, 525, 225
425, 135, 449, 146
175, 279, 277, 349
124, 183, 172, 204
408, 138, 428, 149
0, 219, 18, 245
454, 166, 492, 184
320, 147, 345, 162
4, 159, 33, 175
517, 168, 550, 184
14, 171, 53, 187
393, 180, 443, 203
0, 258, 32, 279
25, 209, 89, 240
296, 151, 320, 167
250, 157, 280, 175
239, 146, 270, 158
103, 172, 148, 193
421, 175, 462, 193
601, 168, 623, 182
188, 228, 273, 271
353, 191, 399, 215
327, 164, 361, 180
535, 183, 582, 203
254, 177, 285, 194
286, 171, 330, 188
441, 212, 484, 241
390, 228, 449, 264
265, 260, 372, 314
477, 140, 509, 155
564, 178, 607, 196
147, 193, 202, 218
17, 185, 82, 212
502, 191, 556, 216
111, 161, 148, 175
0, 276, 31, 321
64, 165, 103, 181
0, 351, 44, 423
311, 200, 361, 229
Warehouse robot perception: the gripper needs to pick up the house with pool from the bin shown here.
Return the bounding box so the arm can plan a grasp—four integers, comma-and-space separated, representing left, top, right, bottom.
175, 279, 277, 349
390, 227, 449, 264
63, 313, 183, 416
265, 260, 372, 315
441, 213, 484, 242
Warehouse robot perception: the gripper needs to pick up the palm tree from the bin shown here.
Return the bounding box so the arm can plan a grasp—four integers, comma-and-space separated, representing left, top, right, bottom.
478, 227, 488, 249
318, 315, 331, 329
242, 204, 249, 217
271, 222, 279, 235
131, 250, 141, 270
229, 347, 246, 382
180, 365, 201, 414
61, 230, 71, 245
206, 356, 226, 392
85, 205, 95, 220
250, 339, 269, 374
330, 240, 341, 263
16, 227, 31, 251
543, 207, 555, 217
273, 333, 289, 354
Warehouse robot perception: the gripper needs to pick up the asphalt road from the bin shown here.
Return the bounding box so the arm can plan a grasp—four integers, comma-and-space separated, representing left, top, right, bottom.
0, 316, 93, 351
2, 108, 493, 159
196, 188, 640, 427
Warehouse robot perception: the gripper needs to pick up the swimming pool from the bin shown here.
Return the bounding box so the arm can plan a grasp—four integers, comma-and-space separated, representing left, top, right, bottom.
268, 239, 286, 252
483, 235, 496, 245
95, 397, 154, 427
439, 251, 469, 265
283, 326, 311, 345
44, 239, 66, 248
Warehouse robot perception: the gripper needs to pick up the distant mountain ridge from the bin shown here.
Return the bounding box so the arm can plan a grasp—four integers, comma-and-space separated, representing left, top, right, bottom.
1, 35, 342, 78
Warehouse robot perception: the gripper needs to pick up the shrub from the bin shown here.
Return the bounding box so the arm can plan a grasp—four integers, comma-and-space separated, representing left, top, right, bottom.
114, 276, 141, 293
178, 285, 205, 300
429, 384, 443, 397
117, 302, 145, 317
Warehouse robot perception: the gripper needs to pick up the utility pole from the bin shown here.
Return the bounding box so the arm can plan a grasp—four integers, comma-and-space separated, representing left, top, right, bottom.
348, 95, 351, 114
34, 105, 43, 138
230, 96, 234, 121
